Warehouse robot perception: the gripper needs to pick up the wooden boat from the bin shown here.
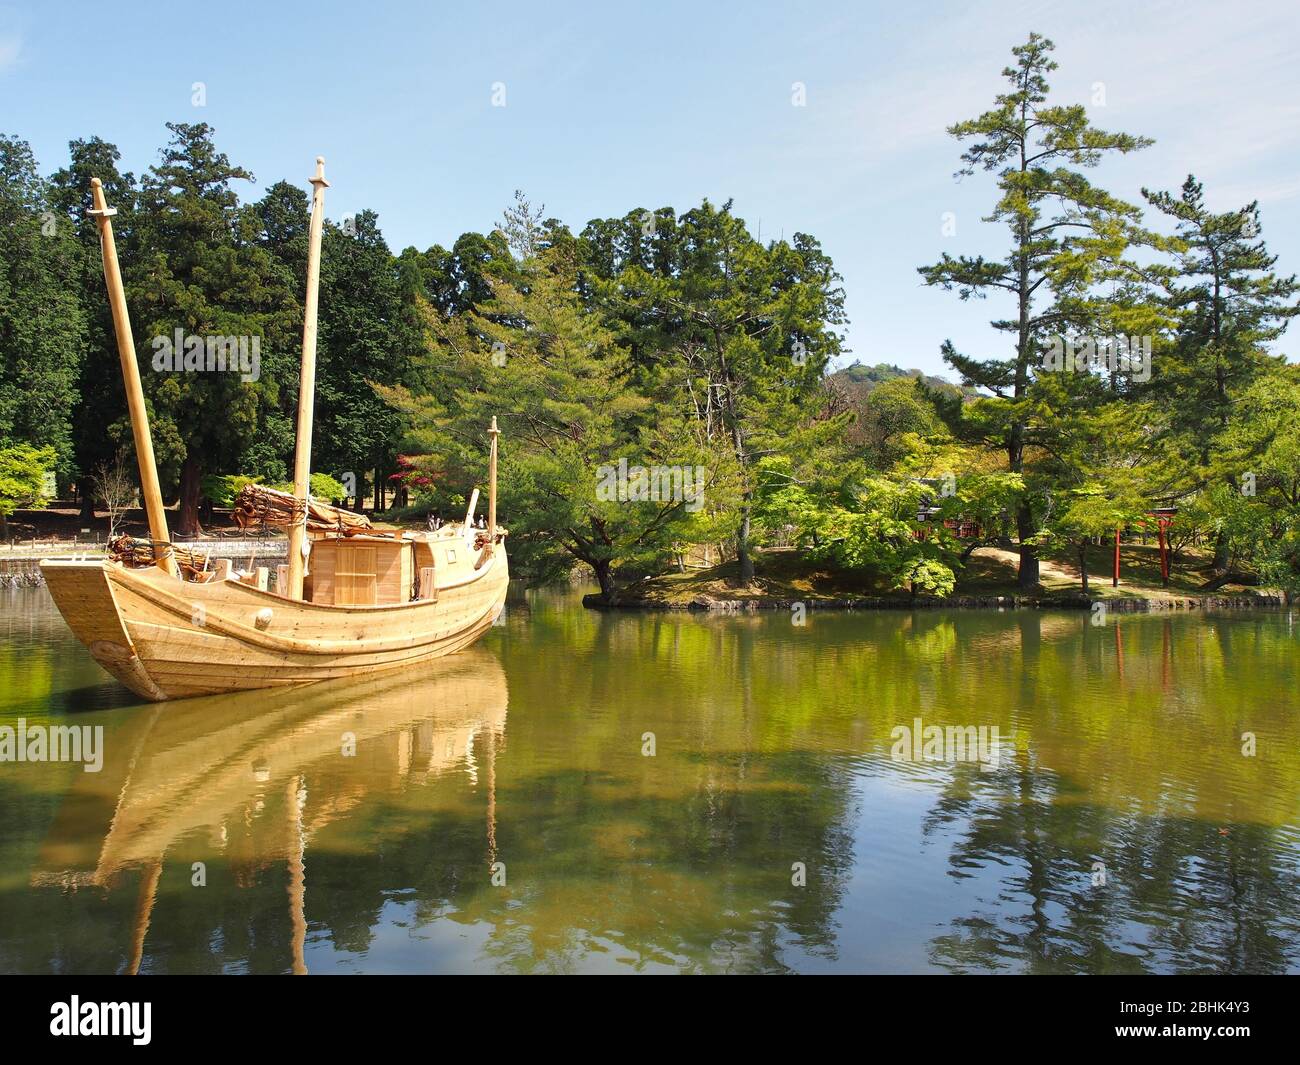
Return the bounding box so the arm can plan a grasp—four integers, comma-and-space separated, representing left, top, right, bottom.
42, 160, 508, 701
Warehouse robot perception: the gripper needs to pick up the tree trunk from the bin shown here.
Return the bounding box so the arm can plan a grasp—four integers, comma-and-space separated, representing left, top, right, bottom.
1078, 543, 1089, 593
79, 487, 96, 524
1011, 103, 1038, 594
1200, 569, 1258, 592
1016, 503, 1039, 589
374, 467, 382, 512
737, 508, 754, 585
1211, 528, 1230, 574
593, 558, 617, 604
176, 454, 202, 536
716, 350, 754, 587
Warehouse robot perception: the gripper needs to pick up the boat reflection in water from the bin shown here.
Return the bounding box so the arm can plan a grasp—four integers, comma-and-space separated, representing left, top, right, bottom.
14, 595, 1300, 974
31, 649, 508, 974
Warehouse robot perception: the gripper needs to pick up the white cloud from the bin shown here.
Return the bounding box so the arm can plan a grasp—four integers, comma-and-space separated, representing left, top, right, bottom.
781, 0, 1300, 205
0, 33, 20, 71
1202, 177, 1300, 209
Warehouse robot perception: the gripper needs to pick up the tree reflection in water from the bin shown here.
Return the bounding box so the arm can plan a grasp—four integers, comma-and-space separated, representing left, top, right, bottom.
1, 588, 1297, 973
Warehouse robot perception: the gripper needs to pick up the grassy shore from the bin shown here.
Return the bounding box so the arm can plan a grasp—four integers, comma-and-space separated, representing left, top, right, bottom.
610, 544, 1275, 608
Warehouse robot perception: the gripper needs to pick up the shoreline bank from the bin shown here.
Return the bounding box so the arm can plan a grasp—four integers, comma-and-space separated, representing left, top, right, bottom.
583, 591, 1288, 613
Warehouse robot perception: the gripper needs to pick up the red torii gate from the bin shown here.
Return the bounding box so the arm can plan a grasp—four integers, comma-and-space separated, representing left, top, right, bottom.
1114, 507, 1177, 588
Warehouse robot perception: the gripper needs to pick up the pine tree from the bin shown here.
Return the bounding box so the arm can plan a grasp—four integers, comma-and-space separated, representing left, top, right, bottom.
1143, 176, 1299, 441
128, 123, 298, 533
919, 33, 1156, 588
1142, 175, 1300, 570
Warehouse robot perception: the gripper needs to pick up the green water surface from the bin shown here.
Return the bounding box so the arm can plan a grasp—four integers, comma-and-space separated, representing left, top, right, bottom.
1, 585, 1297, 973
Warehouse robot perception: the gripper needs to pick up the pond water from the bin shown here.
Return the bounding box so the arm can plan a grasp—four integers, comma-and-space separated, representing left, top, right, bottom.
1, 585, 1298, 973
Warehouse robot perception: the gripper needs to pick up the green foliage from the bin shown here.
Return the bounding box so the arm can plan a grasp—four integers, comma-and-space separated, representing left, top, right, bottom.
200, 473, 261, 508
907, 557, 958, 598
855, 376, 940, 468
304, 472, 348, 504
380, 243, 705, 598
47, 136, 137, 499
313, 211, 418, 492
801, 477, 958, 596
0, 444, 56, 520
583, 198, 849, 582
0, 135, 86, 474
204, 471, 347, 507
1201, 365, 1300, 589
1142, 175, 1298, 446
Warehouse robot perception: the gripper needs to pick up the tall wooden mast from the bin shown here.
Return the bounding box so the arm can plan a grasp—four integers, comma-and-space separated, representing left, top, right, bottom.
89, 178, 177, 577
286, 157, 330, 600
487, 417, 499, 552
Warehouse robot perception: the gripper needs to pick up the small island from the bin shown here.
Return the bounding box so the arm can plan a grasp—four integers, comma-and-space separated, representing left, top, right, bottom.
586, 543, 1282, 612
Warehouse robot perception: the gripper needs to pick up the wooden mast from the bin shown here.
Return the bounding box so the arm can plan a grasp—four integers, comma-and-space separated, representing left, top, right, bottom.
89, 178, 177, 577
487, 417, 499, 551
476, 418, 499, 570
286, 157, 330, 600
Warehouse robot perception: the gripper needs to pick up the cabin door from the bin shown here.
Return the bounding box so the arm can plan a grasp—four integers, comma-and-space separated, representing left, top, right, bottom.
335, 544, 378, 606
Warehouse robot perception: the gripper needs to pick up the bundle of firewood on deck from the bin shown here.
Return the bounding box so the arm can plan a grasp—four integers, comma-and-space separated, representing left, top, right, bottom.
108, 535, 211, 575
472, 528, 508, 550
232, 483, 373, 535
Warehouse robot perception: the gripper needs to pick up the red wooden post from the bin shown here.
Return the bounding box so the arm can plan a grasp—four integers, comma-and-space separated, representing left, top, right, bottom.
1158, 519, 1169, 586
1113, 527, 1120, 587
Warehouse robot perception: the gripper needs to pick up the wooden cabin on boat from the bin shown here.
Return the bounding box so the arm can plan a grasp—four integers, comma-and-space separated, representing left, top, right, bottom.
306, 532, 411, 606
302, 524, 489, 607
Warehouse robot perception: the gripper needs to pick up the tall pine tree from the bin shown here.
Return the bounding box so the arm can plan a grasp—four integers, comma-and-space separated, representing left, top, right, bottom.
128, 123, 297, 532
919, 34, 1156, 588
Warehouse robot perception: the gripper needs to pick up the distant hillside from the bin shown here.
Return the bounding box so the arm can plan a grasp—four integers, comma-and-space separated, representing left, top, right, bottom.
830, 361, 975, 398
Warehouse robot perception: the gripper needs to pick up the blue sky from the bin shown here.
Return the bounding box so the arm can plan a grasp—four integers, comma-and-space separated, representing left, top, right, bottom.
4, 0, 1298, 376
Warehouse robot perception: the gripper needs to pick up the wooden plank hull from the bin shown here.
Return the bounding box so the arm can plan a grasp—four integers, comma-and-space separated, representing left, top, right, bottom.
40, 546, 509, 702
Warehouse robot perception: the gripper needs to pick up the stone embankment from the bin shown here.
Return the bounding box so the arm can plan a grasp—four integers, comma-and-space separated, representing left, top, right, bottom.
584, 592, 1286, 612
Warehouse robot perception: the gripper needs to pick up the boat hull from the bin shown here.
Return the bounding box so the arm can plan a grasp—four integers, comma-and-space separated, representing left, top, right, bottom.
40, 549, 509, 701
